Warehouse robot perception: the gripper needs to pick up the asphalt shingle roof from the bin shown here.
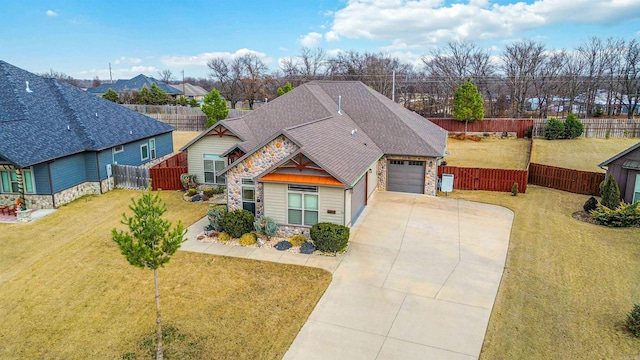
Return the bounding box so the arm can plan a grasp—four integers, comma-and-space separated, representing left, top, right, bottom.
169, 83, 208, 97
87, 74, 182, 95
0, 61, 174, 168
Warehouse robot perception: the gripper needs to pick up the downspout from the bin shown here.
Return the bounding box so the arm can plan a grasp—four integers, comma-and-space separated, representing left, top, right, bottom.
343, 188, 347, 227
47, 162, 56, 208
96, 152, 103, 194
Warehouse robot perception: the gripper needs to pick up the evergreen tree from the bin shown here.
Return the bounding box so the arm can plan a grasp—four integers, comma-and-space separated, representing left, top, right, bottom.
202, 88, 229, 128
601, 173, 621, 209
149, 82, 169, 105
112, 187, 185, 360
453, 78, 484, 134
277, 82, 294, 97
564, 113, 584, 139
187, 98, 200, 108
138, 84, 150, 105
102, 88, 119, 102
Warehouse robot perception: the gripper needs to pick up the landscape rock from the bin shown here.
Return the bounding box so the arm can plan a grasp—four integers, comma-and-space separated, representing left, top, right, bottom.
300, 242, 316, 254
274, 241, 292, 251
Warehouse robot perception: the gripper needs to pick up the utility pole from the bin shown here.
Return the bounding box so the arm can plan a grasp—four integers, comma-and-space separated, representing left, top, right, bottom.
392, 70, 396, 102
109, 63, 113, 84
181, 70, 185, 96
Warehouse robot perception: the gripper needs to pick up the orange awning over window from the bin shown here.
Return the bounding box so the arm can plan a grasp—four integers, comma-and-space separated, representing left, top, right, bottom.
259, 173, 344, 187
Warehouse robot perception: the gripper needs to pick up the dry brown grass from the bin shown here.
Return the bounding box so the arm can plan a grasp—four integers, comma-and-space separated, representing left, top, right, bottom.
532, 138, 639, 173
444, 187, 640, 359
172, 131, 201, 153
0, 190, 330, 359
444, 137, 531, 169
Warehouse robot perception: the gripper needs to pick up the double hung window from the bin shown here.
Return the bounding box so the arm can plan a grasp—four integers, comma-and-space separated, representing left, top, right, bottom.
287, 185, 318, 226
203, 154, 226, 185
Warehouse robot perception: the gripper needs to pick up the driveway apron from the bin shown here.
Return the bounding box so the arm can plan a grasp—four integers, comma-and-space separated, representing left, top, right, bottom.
283, 191, 513, 360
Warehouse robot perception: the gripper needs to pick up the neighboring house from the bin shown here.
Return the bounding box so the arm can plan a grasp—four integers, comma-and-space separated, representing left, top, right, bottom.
599, 142, 640, 204
181, 81, 447, 235
87, 74, 183, 98
169, 83, 208, 101
0, 61, 175, 209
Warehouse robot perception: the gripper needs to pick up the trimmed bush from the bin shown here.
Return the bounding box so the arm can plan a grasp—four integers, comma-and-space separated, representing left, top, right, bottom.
564, 113, 584, 139
203, 187, 215, 197
186, 188, 198, 197
220, 209, 255, 238
180, 173, 196, 190
213, 185, 226, 194
511, 182, 519, 196
601, 173, 621, 210
217, 232, 231, 242
289, 234, 307, 247
239, 232, 257, 246
591, 202, 640, 227
310, 222, 350, 253
583, 196, 598, 212
627, 303, 640, 337
253, 217, 278, 238
207, 204, 227, 232
525, 127, 533, 139
544, 117, 565, 140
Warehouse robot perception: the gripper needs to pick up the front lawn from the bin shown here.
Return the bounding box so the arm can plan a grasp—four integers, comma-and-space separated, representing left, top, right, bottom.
444, 137, 531, 169
445, 187, 640, 359
532, 138, 639, 172
0, 190, 331, 359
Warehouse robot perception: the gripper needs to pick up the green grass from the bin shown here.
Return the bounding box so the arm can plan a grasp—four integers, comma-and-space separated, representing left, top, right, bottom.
0, 190, 331, 359
532, 138, 639, 173
444, 137, 531, 169
444, 187, 640, 359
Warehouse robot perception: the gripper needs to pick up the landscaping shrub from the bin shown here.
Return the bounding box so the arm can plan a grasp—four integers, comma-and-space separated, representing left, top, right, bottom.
288, 234, 307, 247
180, 173, 196, 190
627, 303, 640, 337
207, 204, 227, 232
213, 185, 226, 194
511, 182, 519, 196
217, 232, 231, 242
253, 217, 277, 237
591, 202, 640, 227
186, 188, 198, 197
239, 232, 257, 246
220, 209, 255, 238
564, 113, 584, 139
544, 118, 565, 140
203, 187, 215, 197
525, 127, 533, 139
583, 196, 598, 212
600, 173, 621, 210
310, 222, 350, 253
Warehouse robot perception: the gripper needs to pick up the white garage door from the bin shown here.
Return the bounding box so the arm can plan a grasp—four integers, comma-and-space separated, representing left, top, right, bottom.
387, 160, 425, 194
351, 174, 367, 224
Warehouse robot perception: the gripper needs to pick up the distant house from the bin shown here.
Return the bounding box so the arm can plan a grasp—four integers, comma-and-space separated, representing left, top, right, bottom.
87, 74, 183, 98
169, 83, 208, 101
0, 61, 175, 209
599, 142, 640, 204
181, 81, 447, 235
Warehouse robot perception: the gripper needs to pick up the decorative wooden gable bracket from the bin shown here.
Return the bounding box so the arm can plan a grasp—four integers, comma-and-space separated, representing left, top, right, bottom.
227, 149, 245, 165
206, 125, 238, 138
280, 153, 327, 173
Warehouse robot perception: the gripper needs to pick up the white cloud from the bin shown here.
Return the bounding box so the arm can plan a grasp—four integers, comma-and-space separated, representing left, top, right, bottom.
160, 48, 267, 67
299, 32, 323, 47
75, 66, 158, 80
113, 57, 142, 65
46, 10, 58, 16
327, 0, 640, 50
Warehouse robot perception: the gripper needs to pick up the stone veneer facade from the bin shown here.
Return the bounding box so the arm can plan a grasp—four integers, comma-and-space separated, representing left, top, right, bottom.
3, 178, 114, 210
377, 155, 439, 196
226, 135, 299, 219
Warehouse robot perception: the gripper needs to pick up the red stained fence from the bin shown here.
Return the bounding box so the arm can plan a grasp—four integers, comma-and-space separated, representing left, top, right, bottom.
428, 118, 534, 138
528, 163, 604, 196
149, 152, 188, 190
438, 166, 529, 193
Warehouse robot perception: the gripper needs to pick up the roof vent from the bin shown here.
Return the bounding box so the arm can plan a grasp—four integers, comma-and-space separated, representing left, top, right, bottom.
338, 95, 342, 115
25, 81, 33, 93
351, 129, 357, 136
67, 125, 71, 131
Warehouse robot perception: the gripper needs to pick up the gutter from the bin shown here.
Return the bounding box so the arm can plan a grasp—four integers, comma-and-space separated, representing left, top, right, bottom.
47, 162, 56, 208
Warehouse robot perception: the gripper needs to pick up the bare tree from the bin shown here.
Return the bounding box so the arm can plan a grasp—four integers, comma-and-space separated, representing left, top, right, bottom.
532, 50, 566, 118
615, 39, 640, 118
501, 40, 546, 118
92, 76, 102, 88
208, 57, 244, 109
239, 53, 268, 109
39, 69, 81, 87
157, 69, 173, 83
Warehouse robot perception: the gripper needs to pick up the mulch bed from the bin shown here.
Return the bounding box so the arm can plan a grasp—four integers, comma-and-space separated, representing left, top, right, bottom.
571, 210, 602, 226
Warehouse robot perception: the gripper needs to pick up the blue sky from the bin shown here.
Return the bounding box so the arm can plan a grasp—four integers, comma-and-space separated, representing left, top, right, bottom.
1, 0, 639, 80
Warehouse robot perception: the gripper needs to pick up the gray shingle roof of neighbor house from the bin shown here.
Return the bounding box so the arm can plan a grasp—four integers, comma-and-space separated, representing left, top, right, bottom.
169, 83, 209, 97
598, 142, 640, 169
86, 74, 183, 95
0, 61, 174, 168
186, 80, 448, 187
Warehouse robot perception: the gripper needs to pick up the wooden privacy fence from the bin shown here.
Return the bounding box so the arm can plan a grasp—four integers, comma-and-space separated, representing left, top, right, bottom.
528, 163, 604, 196
533, 118, 640, 138
428, 118, 534, 138
438, 166, 529, 193
148, 152, 188, 190
112, 164, 150, 190
144, 113, 207, 131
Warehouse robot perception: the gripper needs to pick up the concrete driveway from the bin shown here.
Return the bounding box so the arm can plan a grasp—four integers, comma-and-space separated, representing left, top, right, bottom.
283, 191, 513, 360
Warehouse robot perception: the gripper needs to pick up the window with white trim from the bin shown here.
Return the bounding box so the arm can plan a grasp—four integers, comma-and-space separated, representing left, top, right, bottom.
113, 145, 124, 154
0, 168, 35, 194
287, 185, 318, 226
140, 144, 149, 161
242, 178, 256, 215
203, 154, 226, 185
149, 138, 156, 159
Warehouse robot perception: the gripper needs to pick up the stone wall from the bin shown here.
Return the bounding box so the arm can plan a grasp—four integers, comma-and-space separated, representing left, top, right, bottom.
226, 135, 299, 218
378, 155, 440, 196
25, 195, 54, 209
53, 182, 102, 207
276, 225, 311, 238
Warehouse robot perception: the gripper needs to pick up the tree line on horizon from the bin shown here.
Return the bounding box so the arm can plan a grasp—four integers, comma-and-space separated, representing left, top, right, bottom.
43, 35, 640, 119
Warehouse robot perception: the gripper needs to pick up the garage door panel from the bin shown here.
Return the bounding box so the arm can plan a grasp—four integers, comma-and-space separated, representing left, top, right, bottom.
351, 175, 366, 224
387, 160, 425, 194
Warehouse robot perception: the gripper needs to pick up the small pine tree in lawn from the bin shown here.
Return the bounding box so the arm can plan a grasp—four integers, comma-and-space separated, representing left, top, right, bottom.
564, 113, 584, 139
600, 173, 621, 209
452, 78, 484, 135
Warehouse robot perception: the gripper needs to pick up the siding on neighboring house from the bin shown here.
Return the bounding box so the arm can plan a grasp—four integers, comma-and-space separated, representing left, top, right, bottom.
50, 153, 88, 193
319, 186, 345, 225
84, 152, 99, 182
263, 183, 287, 224
113, 135, 171, 166
97, 149, 113, 180
186, 136, 242, 184
365, 160, 378, 197
33, 163, 51, 194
